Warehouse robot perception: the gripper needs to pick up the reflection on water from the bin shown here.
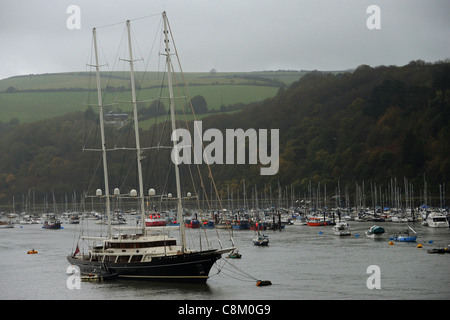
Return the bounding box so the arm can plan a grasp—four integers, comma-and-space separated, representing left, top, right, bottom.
100, 279, 213, 299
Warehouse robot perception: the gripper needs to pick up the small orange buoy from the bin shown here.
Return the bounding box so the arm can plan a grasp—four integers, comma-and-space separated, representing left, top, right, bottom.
417, 244, 423, 248
388, 241, 394, 245
27, 250, 38, 254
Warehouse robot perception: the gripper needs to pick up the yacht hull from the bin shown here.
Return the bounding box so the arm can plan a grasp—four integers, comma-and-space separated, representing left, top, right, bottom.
67, 250, 222, 283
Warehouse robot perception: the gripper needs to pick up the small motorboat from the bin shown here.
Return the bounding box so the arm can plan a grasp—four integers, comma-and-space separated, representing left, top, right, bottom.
425, 212, 449, 228
366, 225, 385, 239
427, 247, 450, 254
27, 249, 38, 254
0, 221, 14, 228
185, 219, 200, 228
43, 216, 61, 229
81, 272, 119, 282
145, 213, 166, 227
202, 220, 215, 229
307, 217, 327, 226
333, 222, 351, 236
227, 250, 242, 259
253, 232, 269, 246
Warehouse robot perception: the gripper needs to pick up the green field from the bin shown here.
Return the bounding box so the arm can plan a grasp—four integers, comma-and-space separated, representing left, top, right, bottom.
0, 70, 304, 91
0, 70, 305, 123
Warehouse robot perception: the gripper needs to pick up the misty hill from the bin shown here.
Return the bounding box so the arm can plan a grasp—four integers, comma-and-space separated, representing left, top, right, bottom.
200, 60, 450, 199
0, 61, 449, 207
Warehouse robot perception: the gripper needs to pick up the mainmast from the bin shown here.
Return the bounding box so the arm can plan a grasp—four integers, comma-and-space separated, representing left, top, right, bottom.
92, 27, 112, 239
125, 20, 146, 232
163, 11, 186, 252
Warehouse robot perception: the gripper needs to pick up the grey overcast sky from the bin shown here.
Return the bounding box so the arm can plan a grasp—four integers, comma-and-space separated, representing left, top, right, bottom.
0, 0, 449, 79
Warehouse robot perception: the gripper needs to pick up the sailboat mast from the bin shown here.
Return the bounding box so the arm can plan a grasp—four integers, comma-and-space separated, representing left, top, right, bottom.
163, 11, 186, 252
125, 20, 146, 231
92, 28, 112, 239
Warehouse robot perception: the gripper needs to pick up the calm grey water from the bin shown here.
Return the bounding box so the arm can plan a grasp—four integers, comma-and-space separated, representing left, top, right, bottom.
1, 219, 449, 300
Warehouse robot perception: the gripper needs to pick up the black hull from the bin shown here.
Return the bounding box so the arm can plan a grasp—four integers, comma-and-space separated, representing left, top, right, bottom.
67, 250, 222, 283
43, 224, 61, 229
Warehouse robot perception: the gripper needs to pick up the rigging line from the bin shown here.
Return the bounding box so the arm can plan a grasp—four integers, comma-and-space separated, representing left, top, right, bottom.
116, 119, 134, 188
144, 71, 171, 189
83, 36, 95, 111
169, 70, 229, 248
165, 16, 231, 246
128, 25, 145, 100
219, 257, 259, 281
85, 154, 103, 200
162, 157, 173, 202
130, 19, 162, 101
93, 12, 161, 30
142, 63, 168, 182
212, 267, 256, 283
130, 12, 162, 22
103, 25, 128, 106
119, 150, 137, 194
83, 116, 101, 195
172, 73, 212, 248
165, 21, 219, 213
212, 258, 258, 282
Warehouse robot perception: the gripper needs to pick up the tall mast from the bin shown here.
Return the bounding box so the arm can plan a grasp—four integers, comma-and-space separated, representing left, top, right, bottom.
125, 20, 146, 232
92, 28, 112, 238
163, 11, 186, 251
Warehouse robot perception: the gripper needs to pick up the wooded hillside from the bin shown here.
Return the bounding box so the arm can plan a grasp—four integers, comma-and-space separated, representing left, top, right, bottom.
1, 61, 449, 208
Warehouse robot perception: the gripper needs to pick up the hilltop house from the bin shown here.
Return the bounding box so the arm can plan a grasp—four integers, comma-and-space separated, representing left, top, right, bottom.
104, 111, 128, 125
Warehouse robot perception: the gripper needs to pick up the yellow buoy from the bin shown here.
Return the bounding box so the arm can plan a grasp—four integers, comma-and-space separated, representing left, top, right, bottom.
417, 244, 422, 248
27, 250, 38, 254
388, 241, 394, 245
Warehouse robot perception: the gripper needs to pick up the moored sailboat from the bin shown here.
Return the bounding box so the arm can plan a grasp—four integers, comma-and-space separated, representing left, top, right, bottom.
253, 230, 269, 246
67, 12, 234, 283
43, 215, 61, 229
390, 225, 418, 242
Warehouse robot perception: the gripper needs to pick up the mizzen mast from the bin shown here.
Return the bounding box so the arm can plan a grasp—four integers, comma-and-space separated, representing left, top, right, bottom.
163, 11, 186, 252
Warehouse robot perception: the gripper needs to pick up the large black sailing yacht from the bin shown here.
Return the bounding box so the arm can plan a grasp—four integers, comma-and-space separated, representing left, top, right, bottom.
67, 12, 234, 283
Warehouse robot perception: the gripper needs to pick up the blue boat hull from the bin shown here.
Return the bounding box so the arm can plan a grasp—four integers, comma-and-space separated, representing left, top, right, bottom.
391, 236, 417, 242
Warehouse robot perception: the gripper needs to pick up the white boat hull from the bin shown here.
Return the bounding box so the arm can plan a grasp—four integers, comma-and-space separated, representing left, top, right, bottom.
366, 232, 384, 239
333, 222, 351, 236
426, 213, 449, 228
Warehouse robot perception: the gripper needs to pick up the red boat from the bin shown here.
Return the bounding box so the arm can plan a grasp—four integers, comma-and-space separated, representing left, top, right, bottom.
185, 219, 200, 228
249, 222, 266, 230
307, 217, 327, 227
145, 214, 166, 227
